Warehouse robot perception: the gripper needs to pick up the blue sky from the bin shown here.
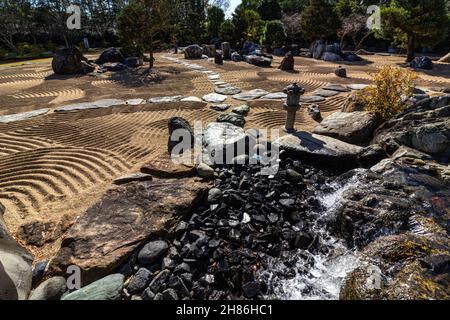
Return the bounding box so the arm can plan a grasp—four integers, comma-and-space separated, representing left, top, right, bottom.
226, 0, 241, 17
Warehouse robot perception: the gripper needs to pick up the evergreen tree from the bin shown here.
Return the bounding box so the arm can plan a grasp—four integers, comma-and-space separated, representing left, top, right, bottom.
378, 0, 450, 62
262, 20, 286, 46
206, 5, 225, 39
299, 0, 341, 41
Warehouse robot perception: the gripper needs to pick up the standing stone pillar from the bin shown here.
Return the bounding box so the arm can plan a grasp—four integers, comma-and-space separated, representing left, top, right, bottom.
283, 83, 305, 133
221, 42, 231, 60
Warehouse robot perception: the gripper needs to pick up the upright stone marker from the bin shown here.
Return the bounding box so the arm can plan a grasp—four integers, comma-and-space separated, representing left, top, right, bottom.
221, 42, 231, 60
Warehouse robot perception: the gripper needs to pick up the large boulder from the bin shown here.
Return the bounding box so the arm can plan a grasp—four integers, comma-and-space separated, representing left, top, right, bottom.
167, 117, 194, 154
372, 95, 450, 156
96, 47, 124, 65
332, 155, 449, 249
0, 203, 33, 300
278, 52, 294, 71
311, 40, 325, 59
202, 122, 248, 165
322, 52, 343, 62
52, 47, 88, 75
29, 276, 67, 300
202, 44, 216, 58
272, 132, 362, 169
313, 111, 381, 146
410, 56, 434, 70
49, 178, 209, 285
340, 233, 450, 300
245, 55, 272, 67
184, 45, 203, 59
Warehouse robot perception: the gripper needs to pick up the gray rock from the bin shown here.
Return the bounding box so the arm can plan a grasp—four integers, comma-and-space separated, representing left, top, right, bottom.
162, 288, 179, 300
215, 86, 241, 95
0, 209, 33, 300
347, 84, 369, 90
102, 62, 127, 72
300, 96, 325, 103
149, 96, 183, 103
210, 104, 229, 111
197, 163, 215, 178
410, 56, 433, 70
216, 113, 246, 127
322, 84, 351, 92
259, 92, 287, 100
62, 274, 124, 300
231, 52, 243, 62
52, 47, 87, 75
0, 108, 49, 123
208, 188, 223, 204
411, 122, 449, 154
126, 98, 145, 105
202, 122, 247, 165
137, 240, 169, 265
222, 42, 231, 60
29, 276, 67, 300
322, 52, 343, 62
313, 89, 340, 97
203, 93, 227, 103
313, 111, 380, 145
232, 105, 250, 116
232, 89, 269, 101
180, 96, 202, 102
245, 55, 272, 67
113, 173, 153, 185
148, 269, 171, 293
55, 99, 124, 112
184, 45, 203, 59
127, 268, 152, 294
273, 131, 362, 168
96, 47, 124, 64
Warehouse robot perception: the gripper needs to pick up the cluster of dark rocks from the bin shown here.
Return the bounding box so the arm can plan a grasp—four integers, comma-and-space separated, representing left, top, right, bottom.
52, 47, 142, 75
118, 157, 337, 300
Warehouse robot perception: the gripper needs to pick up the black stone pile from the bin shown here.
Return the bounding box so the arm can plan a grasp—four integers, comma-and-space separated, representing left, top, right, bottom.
119, 156, 340, 300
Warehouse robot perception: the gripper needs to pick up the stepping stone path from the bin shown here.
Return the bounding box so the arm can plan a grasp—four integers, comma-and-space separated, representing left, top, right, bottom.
163, 55, 371, 108
0, 108, 49, 123
232, 105, 250, 116
203, 93, 227, 103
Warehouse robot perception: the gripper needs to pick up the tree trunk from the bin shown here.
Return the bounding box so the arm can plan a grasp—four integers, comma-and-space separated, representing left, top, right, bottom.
406, 35, 415, 62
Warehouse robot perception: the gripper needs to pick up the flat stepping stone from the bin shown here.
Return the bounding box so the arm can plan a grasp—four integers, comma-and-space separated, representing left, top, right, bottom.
0, 108, 49, 123
148, 96, 183, 103
203, 93, 227, 103
215, 86, 241, 95
126, 99, 145, 105
208, 74, 220, 80
212, 80, 227, 85
260, 92, 287, 100
313, 89, 340, 97
300, 96, 326, 103
56, 99, 124, 112
210, 104, 229, 111
181, 96, 202, 102
322, 84, 350, 92
232, 89, 269, 101
347, 84, 369, 90
113, 173, 153, 185
141, 157, 195, 178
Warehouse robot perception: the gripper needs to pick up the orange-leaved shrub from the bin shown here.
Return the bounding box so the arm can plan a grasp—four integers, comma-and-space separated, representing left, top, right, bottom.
357, 66, 417, 120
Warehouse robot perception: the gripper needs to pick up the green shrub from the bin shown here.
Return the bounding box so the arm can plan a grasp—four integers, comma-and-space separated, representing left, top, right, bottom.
261, 20, 286, 46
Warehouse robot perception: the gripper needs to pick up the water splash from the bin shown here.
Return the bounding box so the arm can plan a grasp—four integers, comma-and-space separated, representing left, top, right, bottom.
258, 172, 363, 300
